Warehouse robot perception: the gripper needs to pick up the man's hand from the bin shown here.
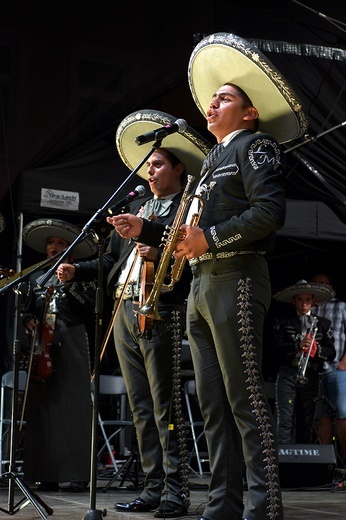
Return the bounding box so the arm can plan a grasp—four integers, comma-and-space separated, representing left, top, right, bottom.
173, 225, 209, 260
136, 243, 159, 262
26, 318, 37, 333
300, 335, 317, 358
107, 214, 143, 239
57, 263, 75, 283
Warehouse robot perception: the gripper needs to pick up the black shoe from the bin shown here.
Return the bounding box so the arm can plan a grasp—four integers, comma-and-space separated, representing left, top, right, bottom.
115, 497, 156, 512
37, 482, 59, 491
154, 500, 188, 518
67, 481, 88, 492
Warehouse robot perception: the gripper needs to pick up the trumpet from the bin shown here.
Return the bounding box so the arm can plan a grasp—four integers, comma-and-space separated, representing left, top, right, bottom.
138, 174, 204, 320
296, 316, 318, 384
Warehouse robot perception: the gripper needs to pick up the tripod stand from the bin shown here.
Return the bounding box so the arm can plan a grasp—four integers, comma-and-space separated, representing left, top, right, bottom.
1, 225, 53, 518
102, 428, 141, 493
0, 337, 53, 518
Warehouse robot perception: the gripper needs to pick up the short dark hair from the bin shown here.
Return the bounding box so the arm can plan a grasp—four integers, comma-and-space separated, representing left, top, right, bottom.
224, 83, 253, 107
159, 148, 187, 186
224, 83, 259, 132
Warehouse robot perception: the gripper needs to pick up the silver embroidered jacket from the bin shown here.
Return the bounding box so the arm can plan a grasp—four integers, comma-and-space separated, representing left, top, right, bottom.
140, 130, 286, 255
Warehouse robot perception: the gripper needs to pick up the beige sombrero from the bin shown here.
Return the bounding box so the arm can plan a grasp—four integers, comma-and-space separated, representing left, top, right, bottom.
23, 219, 97, 259
188, 32, 309, 144
115, 109, 212, 180
273, 279, 335, 304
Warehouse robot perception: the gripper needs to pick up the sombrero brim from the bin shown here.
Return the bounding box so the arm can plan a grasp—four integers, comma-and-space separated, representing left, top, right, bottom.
115, 109, 212, 180
23, 219, 97, 259
273, 282, 335, 303
188, 33, 309, 144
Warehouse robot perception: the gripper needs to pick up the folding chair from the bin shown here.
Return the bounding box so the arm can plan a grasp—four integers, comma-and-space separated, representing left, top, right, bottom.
183, 379, 208, 476
96, 374, 133, 472
0, 370, 27, 474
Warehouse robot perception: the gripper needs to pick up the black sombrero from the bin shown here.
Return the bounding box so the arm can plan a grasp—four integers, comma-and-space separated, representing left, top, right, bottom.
273, 279, 335, 304
115, 109, 212, 180
23, 219, 97, 259
188, 32, 309, 144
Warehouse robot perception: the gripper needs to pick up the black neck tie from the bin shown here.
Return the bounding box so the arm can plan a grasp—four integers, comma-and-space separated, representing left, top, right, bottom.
200, 143, 224, 176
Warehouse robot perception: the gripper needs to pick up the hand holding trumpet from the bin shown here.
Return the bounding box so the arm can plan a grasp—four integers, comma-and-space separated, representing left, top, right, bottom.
107, 214, 209, 261
299, 332, 317, 358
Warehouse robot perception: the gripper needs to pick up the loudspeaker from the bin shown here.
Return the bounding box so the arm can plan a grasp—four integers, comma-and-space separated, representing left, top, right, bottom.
278, 444, 336, 488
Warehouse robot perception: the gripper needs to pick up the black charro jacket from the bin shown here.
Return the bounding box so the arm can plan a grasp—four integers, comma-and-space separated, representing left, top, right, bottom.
73, 191, 191, 304
140, 130, 286, 254
272, 312, 336, 373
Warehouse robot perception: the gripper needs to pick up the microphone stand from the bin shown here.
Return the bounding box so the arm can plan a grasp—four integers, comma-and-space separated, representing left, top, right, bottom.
0, 251, 77, 297
284, 121, 346, 154
37, 139, 162, 290
0, 337, 54, 519
292, 1, 346, 33
80, 140, 162, 520
1, 141, 161, 519
0, 265, 54, 517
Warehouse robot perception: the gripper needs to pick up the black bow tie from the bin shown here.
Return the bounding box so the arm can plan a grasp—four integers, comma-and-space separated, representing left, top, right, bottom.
300, 314, 310, 330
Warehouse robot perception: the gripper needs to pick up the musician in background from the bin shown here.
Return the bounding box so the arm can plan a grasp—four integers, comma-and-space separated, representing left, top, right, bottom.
57, 115, 210, 518
272, 280, 335, 444
311, 272, 346, 467
22, 219, 97, 492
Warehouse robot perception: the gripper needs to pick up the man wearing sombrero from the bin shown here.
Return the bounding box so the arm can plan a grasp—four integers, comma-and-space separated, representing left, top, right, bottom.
21, 218, 97, 492
109, 33, 309, 520
57, 111, 211, 518
272, 280, 335, 446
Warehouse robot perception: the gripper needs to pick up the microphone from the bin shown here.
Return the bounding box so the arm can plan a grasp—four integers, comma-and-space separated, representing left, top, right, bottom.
135, 119, 187, 145
108, 185, 146, 215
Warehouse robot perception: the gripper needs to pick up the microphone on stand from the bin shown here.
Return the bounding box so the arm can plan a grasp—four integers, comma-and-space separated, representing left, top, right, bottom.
107, 185, 146, 215
135, 119, 187, 145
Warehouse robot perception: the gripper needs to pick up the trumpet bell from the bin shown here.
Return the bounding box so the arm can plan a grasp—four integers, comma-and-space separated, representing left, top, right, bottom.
138, 301, 162, 320
138, 174, 204, 321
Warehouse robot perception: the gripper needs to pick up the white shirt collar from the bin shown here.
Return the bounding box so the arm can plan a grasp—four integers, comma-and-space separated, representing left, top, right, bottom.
221, 129, 247, 147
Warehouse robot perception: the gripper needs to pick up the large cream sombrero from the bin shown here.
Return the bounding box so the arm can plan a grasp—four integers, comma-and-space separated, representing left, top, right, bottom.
188, 33, 309, 144
23, 219, 97, 259
115, 109, 212, 180
273, 279, 335, 304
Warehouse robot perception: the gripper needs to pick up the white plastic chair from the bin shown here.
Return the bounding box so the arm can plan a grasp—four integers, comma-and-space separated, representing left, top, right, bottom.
0, 370, 27, 473
96, 374, 133, 473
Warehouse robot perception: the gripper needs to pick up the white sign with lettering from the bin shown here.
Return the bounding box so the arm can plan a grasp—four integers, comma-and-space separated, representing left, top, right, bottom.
40, 188, 79, 211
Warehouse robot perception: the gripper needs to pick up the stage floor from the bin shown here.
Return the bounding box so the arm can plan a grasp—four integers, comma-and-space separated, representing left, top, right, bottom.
1, 472, 346, 520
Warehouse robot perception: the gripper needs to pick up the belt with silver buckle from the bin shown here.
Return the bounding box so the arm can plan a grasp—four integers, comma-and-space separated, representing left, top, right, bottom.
189, 250, 266, 266
114, 283, 139, 300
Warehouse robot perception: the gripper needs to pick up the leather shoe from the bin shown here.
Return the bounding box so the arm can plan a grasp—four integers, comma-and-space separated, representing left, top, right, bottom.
154, 500, 187, 518
114, 497, 156, 512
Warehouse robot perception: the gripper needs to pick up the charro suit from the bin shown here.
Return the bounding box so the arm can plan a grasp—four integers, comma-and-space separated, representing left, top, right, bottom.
140, 129, 287, 520
273, 312, 335, 444
74, 192, 191, 509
